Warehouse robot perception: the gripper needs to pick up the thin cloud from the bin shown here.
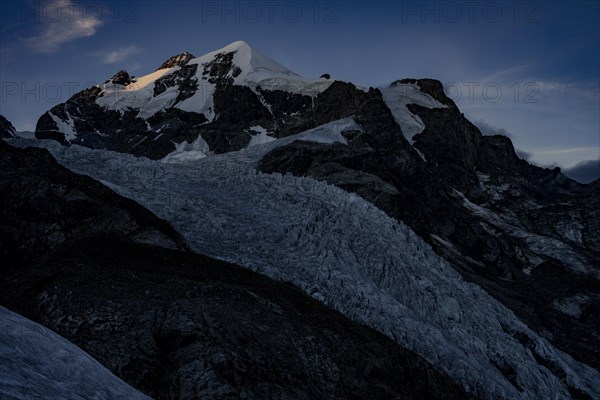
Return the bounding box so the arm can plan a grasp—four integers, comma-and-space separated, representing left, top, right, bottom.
480, 64, 531, 82
21, 0, 103, 53
471, 119, 512, 138
525, 147, 600, 169
534, 81, 573, 92
515, 149, 532, 161
101, 46, 144, 64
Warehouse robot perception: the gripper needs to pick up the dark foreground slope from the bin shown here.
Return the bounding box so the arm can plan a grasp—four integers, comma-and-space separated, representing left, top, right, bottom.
0, 140, 472, 400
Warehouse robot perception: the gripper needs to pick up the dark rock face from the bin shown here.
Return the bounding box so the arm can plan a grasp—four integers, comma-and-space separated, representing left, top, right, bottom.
260, 80, 462, 240
0, 115, 16, 138
257, 88, 314, 137
213, 85, 271, 126
154, 63, 199, 104
202, 51, 240, 86
0, 140, 187, 263
34, 81, 208, 158
0, 140, 473, 400
106, 70, 133, 86
259, 79, 600, 371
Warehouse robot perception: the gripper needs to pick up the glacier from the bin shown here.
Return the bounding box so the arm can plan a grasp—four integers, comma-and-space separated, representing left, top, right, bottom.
9, 129, 600, 399
0, 307, 150, 400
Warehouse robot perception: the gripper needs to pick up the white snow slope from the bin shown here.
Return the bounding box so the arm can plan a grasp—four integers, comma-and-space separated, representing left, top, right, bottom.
0, 306, 150, 400
9, 130, 600, 400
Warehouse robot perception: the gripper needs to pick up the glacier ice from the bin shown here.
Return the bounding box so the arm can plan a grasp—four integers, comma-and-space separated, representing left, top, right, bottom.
10, 135, 600, 400
0, 306, 150, 400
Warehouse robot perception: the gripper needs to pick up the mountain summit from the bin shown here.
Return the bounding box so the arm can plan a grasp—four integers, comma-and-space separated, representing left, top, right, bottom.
35, 40, 333, 157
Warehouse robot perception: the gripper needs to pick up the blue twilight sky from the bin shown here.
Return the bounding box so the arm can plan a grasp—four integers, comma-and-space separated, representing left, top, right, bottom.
1, 0, 599, 180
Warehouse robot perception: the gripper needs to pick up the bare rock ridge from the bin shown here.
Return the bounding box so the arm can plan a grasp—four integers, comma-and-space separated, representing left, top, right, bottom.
106, 70, 133, 86
156, 51, 195, 70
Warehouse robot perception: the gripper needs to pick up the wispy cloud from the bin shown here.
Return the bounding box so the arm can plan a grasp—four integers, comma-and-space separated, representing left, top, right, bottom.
515, 149, 532, 162
471, 118, 512, 137
21, 0, 103, 53
525, 147, 600, 169
100, 46, 144, 64
534, 81, 573, 92
480, 64, 531, 83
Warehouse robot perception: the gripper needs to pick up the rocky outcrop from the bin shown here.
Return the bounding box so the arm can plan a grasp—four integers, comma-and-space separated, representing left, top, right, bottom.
34, 83, 206, 158
0, 140, 187, 263
156, 51, 195, 70
0, 140, 472, 400
106, 70, 133, 86
0, 115, 16, 138
259, 78, 600, 371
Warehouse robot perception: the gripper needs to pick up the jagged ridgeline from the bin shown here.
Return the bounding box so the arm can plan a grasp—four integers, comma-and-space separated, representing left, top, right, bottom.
35, 41, 334, 159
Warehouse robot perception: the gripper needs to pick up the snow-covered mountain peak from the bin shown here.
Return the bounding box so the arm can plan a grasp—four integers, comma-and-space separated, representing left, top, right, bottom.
91, 40, 333, 121
185, 40, 301, 86
35, 40, 343, 148
219, 40, 298, 77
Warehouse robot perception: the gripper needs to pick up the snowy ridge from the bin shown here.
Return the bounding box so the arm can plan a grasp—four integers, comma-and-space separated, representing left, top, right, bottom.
381, 82, 447, 143
94, 41, 333, 122
11, 135, 600, 400
188, 40, 333, 96
0, 307, 149, 400
96, 67, 174, 116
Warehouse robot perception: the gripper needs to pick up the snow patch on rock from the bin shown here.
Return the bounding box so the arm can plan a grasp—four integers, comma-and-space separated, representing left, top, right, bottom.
247, 126, 276, 147
381, 82, 447, 144
50, 110, 77, 141
162, 134, 212, 163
